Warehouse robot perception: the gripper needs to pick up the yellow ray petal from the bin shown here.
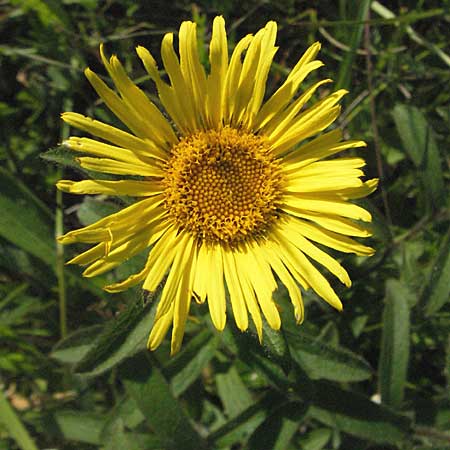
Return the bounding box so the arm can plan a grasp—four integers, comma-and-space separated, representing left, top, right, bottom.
232, 24, 273, 126
77, 156, 164, 177
290, 218, 375, 256
179, 21, 208, 129
84, 68, 150, 139
64, 136, 148, 164
66, 243, 106, 266
287, 211, 372, 237
206, 245, 227, 331
244, 244, 281, 330
206, 16, 228, 129
337, 178, 379, 200
147, 303, 174, 350
268, 237, 309, 290
160, 33, 197, 131
262, 240, 304, 323
234, 250, 263, 341
104, 222, 174, 293
269, 89, 347, 143
255, 40, 323, 129
262, 78, 331, 136
142, 225, 181, 293
272, 107, 341, 156
82, 224, 160, 278
223, 34, 253, 123
285, 176, 364, 194
283, 195, 372, 222
283, 138, 367, 171
151, 232, 194, 321
58, 196, 163, 244
136, 45, 189, 134
281, 220, 351, 287
192, 242, 209, 303
99, 45, 177, 148
282, 128, 342, 164
244, 21, 278, 128
171, 237, 197, 354
274, 231, 343, 310
223, 249, 248, 331
57, 179, 163, 196
61, 113, 159, 156
288, 157, 366, 178
60, 228, 111, 245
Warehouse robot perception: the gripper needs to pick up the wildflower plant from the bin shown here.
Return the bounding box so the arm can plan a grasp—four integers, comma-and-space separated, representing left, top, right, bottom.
3, 4, 449, 449
57, 16, 377, 354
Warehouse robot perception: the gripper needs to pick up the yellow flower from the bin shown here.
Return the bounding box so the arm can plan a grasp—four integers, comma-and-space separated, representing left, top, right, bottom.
57, 17, 377, 354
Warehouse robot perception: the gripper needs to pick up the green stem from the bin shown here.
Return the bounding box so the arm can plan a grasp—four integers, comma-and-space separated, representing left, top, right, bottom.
56, 97, 73, 339
56, 186, 67, 339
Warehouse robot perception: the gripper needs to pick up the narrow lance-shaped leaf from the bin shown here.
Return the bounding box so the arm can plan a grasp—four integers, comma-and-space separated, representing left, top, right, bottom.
215, 365, 253, 419
309, 380, 412, 445
51, 325, 104, 365
379, 279, 411, 409
247, 401, 307, 450
74, 293, 158, 377
0, 167, 55, 267
392, 104, 445, 210
423, 226, 450, 316
222, 326, 292, 390
209, 391, 287, 449
121, 353, 207, 450
43, 410, 105, 445
163, 328, 219, 397
285, 328, 373, 382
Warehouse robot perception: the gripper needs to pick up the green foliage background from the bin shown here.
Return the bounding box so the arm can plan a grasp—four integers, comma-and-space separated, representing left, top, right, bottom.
1, 1, 449, 449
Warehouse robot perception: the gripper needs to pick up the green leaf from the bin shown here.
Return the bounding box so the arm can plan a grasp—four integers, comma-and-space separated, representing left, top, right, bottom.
77, 197, 121, 227
392, 105, 426, 167
379, 279, 411, 409
100, 397, 165, 449
0, 392, 39, 450
45, 410, 106, 445
392, 104, 445, 209
209, 392, 286, 448
215, 365, 253, 418
300, 428, 332, 450
101, 418, 137, 450
223, 327, 292, 390
11, 0, 72, 29
423, 226, 450, 316
51, 325, 103, 364
41, 146, 82, 172
309, 380, 412, 444
101, 410, 162, 450
0, 167, 55, 267
285, 328, 373, 382
247, 401, 307, 450
74, 294, 157, 377
103, 396, 145, 431
163, 328, 219, 397
121, 353, 207, 450
41, 146, 114, 180
261, 321, 292, 373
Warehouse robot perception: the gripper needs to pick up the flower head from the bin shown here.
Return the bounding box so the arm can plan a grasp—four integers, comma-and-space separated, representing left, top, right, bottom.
58, 17, 377, 354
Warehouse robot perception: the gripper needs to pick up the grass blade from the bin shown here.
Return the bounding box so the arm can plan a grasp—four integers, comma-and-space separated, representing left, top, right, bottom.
0, 391, 38, 450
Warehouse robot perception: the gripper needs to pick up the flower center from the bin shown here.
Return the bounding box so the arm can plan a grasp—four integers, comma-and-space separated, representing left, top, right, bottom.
163, 127, 284, 246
